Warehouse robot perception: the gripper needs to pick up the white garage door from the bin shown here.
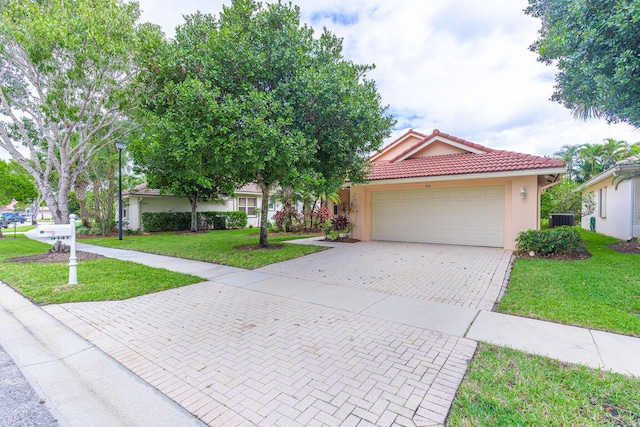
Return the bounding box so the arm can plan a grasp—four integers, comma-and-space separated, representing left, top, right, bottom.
371, 186, 504, 247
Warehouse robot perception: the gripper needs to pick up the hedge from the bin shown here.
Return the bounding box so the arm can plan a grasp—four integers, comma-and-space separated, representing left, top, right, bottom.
141, 211, 248, 232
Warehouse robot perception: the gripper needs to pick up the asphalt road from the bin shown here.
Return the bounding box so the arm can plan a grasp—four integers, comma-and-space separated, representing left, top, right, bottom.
0, 344, 58, 427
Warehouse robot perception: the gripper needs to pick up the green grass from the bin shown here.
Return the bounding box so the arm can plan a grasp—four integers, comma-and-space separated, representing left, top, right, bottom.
2, 223, 36, 232
499, 230, 640, 336
447, 343, 640, 427
0, 236, 204, 304
80, 228, 327, 269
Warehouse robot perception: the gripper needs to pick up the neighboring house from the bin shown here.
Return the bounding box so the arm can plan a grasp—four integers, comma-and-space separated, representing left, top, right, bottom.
345, 129, 566, 250
123, 183, 280, 230
577, 158, 640, 241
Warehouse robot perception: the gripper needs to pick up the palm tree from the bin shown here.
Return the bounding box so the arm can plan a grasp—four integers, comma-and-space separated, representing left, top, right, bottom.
600, 138, 630, 170
553, 144, 581, 182
577, 143, 605, 182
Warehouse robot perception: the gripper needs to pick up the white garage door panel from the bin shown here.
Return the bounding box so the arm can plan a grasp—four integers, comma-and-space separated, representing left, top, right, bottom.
372, 186, 504, 247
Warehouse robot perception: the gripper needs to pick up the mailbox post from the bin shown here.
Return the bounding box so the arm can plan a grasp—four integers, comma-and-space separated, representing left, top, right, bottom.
69, 214, 78, 285
35, 216, 78, 285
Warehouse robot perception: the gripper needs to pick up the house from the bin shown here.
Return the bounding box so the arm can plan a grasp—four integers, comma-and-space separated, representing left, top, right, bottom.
577, 158, 640, 241
344, 129, 566, 250
123, 183, 280, 230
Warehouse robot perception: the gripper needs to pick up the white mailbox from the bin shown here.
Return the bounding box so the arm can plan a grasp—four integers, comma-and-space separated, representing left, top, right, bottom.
35, 224, 73, 240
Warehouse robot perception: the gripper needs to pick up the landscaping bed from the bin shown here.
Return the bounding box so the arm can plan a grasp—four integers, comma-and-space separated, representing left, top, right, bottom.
608, 238, 640, 255
7, 250, 104, 263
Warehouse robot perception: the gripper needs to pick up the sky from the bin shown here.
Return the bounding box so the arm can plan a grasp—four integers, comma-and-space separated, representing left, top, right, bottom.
2, 0, 637, 162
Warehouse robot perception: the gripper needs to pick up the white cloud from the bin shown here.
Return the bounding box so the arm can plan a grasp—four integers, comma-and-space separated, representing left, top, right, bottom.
3, 0, 636, 161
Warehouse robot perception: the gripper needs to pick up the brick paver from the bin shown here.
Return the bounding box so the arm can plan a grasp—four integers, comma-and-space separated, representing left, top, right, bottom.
259, 241, 512, 311
45, 280, 476, 426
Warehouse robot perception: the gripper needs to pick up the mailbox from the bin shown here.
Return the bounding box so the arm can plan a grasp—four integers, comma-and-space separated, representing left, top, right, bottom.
35, 224, 73, 240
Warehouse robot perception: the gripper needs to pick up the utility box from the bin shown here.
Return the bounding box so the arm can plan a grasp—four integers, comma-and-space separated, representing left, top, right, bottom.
35, 224, 73, 240
549, 213, 575, 228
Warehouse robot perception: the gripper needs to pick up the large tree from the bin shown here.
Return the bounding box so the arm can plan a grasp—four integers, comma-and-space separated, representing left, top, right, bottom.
0, 0, 160, 224
131, 16, 238, 232
526, 0, 640, 126
202, 0, 394, 247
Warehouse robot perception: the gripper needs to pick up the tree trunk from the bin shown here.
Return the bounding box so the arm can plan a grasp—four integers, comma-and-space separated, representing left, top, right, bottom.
259, 190, 270, 247
74, 175, 90, 227
257, 178, 271, 247
188, 194, 198, 232
79, 200, 90, 228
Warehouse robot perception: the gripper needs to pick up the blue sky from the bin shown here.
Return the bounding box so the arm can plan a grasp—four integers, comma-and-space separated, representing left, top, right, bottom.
136, 0, 639, 156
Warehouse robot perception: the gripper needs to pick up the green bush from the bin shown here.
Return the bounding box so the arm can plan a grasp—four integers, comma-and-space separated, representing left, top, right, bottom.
142, 212, 191, 232
142, 211, 248, 232
223, 211, 248, 229
516, 226, 583, 255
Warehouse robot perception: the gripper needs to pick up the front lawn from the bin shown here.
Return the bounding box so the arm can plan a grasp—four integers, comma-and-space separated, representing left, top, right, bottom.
499, 230, 640, 337
0, 236, 204, 304
80, 228, 327, 269
447, 343, 640, 427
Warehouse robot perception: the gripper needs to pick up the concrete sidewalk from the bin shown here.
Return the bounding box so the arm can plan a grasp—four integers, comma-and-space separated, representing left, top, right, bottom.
2, 241, 639, 426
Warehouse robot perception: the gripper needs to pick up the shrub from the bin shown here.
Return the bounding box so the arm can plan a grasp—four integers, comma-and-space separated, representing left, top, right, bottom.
142, 211, 248, 232
516, 226, 582, 255
223, 212, 248, 229
331, 215, 349, 231
311, 206, 333, 232
142, 212, 191, 232
272, 207, 303, 232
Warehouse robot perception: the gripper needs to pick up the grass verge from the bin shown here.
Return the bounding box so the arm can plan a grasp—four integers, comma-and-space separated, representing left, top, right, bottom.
0, 236, 204, 304
499, 230, 640, 336
447, 343, 640, 427
80, 228, 327, 269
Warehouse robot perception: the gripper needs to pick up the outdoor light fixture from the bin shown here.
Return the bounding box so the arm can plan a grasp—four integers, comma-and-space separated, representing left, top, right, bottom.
520, 186, 526, 199
115, 139, 126, 240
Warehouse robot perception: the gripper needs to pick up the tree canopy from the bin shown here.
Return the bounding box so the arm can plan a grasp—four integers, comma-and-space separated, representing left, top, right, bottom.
526, 0, 640, 127
553, 138, 639, 183
134, 0, 395, 245
130, 14, 239, 232
0, 160, 37, 207
0, 0, 161, 224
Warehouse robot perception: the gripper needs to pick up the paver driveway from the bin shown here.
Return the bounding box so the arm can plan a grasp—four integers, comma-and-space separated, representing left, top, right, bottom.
44, 241, 512, 426
261, 239, 512, 311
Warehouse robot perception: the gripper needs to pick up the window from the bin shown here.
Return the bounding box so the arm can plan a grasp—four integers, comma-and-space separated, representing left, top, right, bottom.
268, 199, 275, 211
598, 187, 607, 218
238, 197, 256, 216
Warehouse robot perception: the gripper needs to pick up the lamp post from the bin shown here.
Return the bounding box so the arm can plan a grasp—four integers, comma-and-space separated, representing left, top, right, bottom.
115, 139, 126, 240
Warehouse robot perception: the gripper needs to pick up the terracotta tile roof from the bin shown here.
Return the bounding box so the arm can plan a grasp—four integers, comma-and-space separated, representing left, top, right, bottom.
389, 129, 494, 162
369, 150, 565, 181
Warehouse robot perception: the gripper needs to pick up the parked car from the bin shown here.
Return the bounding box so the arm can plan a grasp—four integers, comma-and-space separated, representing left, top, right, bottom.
1, 213, 26, 224
0, 217, 8, 228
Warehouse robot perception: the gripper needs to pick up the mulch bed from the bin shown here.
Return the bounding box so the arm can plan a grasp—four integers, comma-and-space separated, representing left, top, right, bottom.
515, 246, 592, 261
6, 250, 105, 264
607, 238, 640, 255
323, 238, 360, 243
